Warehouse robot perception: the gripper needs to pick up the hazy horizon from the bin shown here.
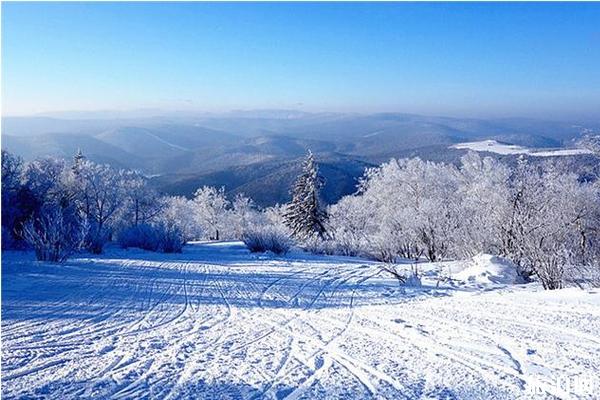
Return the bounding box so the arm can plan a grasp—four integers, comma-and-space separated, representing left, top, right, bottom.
2, 2, 600, 120
4, 107, 600, 125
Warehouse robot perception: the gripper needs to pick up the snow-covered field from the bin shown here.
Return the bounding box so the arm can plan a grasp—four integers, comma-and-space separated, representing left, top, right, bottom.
450, 140, 593, 157
2, 242, 599, 399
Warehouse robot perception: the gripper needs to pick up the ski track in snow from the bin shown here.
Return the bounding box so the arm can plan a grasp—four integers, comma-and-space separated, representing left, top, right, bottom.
2, 242, 600, 399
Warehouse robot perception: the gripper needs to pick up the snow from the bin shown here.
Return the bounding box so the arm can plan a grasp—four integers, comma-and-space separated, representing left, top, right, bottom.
363, 130, 383, 138
144, 132, 189, 151
451, 140, 530, 155
451, 254, 524, 286
2, 242, 600, 399
451, 140, 593, 157
529, 148, 594, 157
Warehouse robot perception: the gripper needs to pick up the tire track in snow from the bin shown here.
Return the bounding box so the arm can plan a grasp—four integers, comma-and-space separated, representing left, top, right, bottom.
395, 302, 598, 398
87, 261, 198, 400
252, 268, 348, 399
264, 269, 393, 400
6, 244, 596, 400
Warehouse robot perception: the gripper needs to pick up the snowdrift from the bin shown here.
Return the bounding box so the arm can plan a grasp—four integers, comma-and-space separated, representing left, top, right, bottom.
452, 253, 523, 285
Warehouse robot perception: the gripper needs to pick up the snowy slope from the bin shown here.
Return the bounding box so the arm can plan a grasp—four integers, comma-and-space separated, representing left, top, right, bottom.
451, 254, 524, 286
451, 140, 530, 155
2, 242, 599, 399
450, 139, 593, 157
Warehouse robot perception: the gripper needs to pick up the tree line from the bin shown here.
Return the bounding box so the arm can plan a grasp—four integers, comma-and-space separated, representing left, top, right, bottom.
1, 150, 268, 258
2, 145, 600, 290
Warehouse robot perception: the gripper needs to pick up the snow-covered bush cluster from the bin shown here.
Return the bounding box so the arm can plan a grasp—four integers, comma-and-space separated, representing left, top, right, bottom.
242, 225, 293, 255
324, 153, 600, 289
21, 207, 87, 262
116, 223, 184, 253
1, 150, 189, 256
1, 150, 291, 258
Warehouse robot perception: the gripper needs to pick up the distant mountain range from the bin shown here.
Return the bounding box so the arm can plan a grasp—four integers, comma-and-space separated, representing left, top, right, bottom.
3, 111, 599, 206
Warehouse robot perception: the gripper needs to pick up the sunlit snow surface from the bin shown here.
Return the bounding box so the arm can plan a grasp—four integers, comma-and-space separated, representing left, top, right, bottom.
451, 140, 593, 157
2, 242, 599, 399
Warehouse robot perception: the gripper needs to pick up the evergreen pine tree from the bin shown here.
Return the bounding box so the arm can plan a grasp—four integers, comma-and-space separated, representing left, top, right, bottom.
72, 148, 85, 175
283, 150, 327, 241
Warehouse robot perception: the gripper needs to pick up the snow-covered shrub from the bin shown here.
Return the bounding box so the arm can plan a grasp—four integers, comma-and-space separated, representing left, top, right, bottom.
22, 207, 87, 262
116, 222, 184, 253
243, 225, 293, 255
155, 222, 185, 253
86, 223, 111, 254
2, 151, 26, 249
148, 197, 190, 253
117, 223, 160, 251
303, 236, 337, 255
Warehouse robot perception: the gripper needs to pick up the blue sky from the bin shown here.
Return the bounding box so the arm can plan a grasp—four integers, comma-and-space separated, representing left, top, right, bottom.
2, 2, 600, 119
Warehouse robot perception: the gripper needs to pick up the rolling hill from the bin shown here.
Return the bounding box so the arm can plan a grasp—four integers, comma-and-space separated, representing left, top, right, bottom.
2, 110, 598, 205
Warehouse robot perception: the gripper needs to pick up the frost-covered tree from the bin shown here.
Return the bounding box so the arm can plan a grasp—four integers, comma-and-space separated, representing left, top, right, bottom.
1, 150, 23, 199
116, 195, 198, 253
263, 204, 289, 228
72, 160, 127, 253
72, 148, 86, 174
161, 196, 202, 241
15, 156, 88, 261
348, 158, 461, 262
499, 159, 600, 288
120, 171, 164, 227
2, 151, 25, 248
193, 186, 230, 240
113, 171, 171, 251
283, 151, 327, 241
229, 194, 258, 239
578, 134, 600, 155
23, 157, 71, 205
327, 194, 371, 256
455, 152, 511, 257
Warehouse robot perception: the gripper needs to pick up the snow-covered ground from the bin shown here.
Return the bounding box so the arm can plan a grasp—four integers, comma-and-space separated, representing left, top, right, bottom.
2, 242, 599, 399
450, 140, 593, 157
